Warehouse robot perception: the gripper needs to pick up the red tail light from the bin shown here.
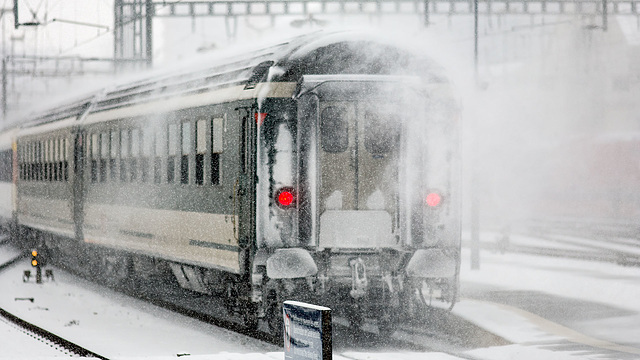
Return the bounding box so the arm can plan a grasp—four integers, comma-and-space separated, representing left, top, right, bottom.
425, 192, 442, 207
255, 112, 267, 126
276, 188, 296, 208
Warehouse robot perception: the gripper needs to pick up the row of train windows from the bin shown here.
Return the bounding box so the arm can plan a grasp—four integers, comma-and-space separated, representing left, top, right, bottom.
18, 138, 70, 182
87, 117, 225, 186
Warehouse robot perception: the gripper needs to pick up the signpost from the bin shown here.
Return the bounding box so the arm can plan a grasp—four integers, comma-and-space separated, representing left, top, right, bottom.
283, 301, 332, 360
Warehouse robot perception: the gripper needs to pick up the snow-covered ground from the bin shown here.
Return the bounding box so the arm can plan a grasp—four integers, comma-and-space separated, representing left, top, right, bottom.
0, 241, 21, 265
1, 233, 640, 359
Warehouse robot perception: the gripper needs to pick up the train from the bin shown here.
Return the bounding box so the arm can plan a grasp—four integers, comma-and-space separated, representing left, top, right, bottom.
0, 30, 461, 335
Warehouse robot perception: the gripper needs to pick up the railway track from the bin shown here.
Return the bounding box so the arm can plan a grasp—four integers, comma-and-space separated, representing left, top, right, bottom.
524, 218, 640, 240
0, 232, 501, 358
0, 244, 107, 358
507, 239, 640, 266
113, 272, 499, 357
0, 306, 108, 359
469, 237, 640, 266
0, 257, 501, 359
468, 219, 640, 267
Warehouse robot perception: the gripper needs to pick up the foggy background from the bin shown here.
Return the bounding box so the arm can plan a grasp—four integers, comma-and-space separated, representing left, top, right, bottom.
3, 0, 639, 232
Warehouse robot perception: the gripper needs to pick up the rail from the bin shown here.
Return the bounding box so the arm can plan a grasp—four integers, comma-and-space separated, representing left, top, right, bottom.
472, 218, 640, 266
0, 306, 109, 359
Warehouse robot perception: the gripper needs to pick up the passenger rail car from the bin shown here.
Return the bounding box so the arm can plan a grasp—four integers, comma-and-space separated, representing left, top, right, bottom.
0, 31, 461, 334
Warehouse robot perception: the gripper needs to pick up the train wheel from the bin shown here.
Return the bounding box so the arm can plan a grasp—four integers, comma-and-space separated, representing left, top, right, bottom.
242, 302, 259, 330
403, 283, 428, 324
265, 289, 283, 337
346, 302, 364, 330
102, 255, 131, 289
377, 306, 399, 337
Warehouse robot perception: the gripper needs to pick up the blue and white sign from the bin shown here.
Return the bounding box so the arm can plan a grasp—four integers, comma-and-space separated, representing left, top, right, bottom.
283, 300, 332, 360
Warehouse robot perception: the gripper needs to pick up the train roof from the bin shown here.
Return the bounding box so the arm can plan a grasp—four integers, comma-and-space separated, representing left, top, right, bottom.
8, 30, 447, 132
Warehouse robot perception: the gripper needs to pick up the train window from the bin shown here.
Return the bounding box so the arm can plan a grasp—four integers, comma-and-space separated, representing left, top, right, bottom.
34, 142, 38, 181
195, 119, 206, 185
91, 134, 98, 183
30, 142, 34, 181
321, 107, 348, 153
141, 127, 152, 182
27, 143, 31, 181
24, 144, 27, 181
43, 140, 47, 181
23, 145, 27, 181
212, 117, 223, 185
51, 139, 56, 181
167, 123, 177, 183
364, 112, 400, 154
51, 139, 55, 182
35, 141, 39, 181
52, 139, 58, 182
18, 145, 23, 181
52, 139, 57, 182
16, 146, 21, 181
44, 140, 50, 182
50, 139, 56, 182
43, 140, 48, 181
58, 138, 63, 182
130, 129, 140, 181
49, 139, 54, 181
28, 143, 33, 181
59, 138, 64, 182
22, 145, 26, 181
212, 117, 223, 153
180, 122, 190, 185
63, 138, 68, 182
110, 131, 118, 181
21, 144, 24, 180
100, 133, 108, 182
42, 141, 46, 181
121, 129, 130, 182
56, 138, 61, 182
23, 144, 26, 181
154, 126, 165, 184
38, 141, 43, 181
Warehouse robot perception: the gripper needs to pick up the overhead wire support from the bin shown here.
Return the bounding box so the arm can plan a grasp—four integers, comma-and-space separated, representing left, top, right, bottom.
114, 0, 640, 68
47, 18, 110, 30
131, 0, 640, 17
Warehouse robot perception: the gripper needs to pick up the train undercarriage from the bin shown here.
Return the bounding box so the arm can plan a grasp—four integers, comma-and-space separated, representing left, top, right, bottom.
16, 224, 457, 337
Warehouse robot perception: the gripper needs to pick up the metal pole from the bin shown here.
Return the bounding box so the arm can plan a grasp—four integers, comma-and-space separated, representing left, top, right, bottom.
2, 58, 7, 118
470, 0, 480, 270
145, 0, 153, 67
12, 0, 18, 29
114, 0, 122, 70
474, 0, 479, 75
602, 0, 608, 30
424, 0, 430, 26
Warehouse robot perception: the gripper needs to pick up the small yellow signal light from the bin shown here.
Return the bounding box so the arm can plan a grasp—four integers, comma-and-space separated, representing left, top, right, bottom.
31, 250, 40, 268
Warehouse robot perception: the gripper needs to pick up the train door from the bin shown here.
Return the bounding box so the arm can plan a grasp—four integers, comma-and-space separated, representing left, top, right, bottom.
237, 110, 256, 254
318, 100, 400, 249
72, 131, 85, 242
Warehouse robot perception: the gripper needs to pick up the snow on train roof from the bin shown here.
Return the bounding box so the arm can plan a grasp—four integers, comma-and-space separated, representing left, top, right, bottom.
11, 30, 445, 131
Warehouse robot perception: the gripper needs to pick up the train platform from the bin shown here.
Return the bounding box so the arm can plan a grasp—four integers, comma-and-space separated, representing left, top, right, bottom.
454, 231, 640, 360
